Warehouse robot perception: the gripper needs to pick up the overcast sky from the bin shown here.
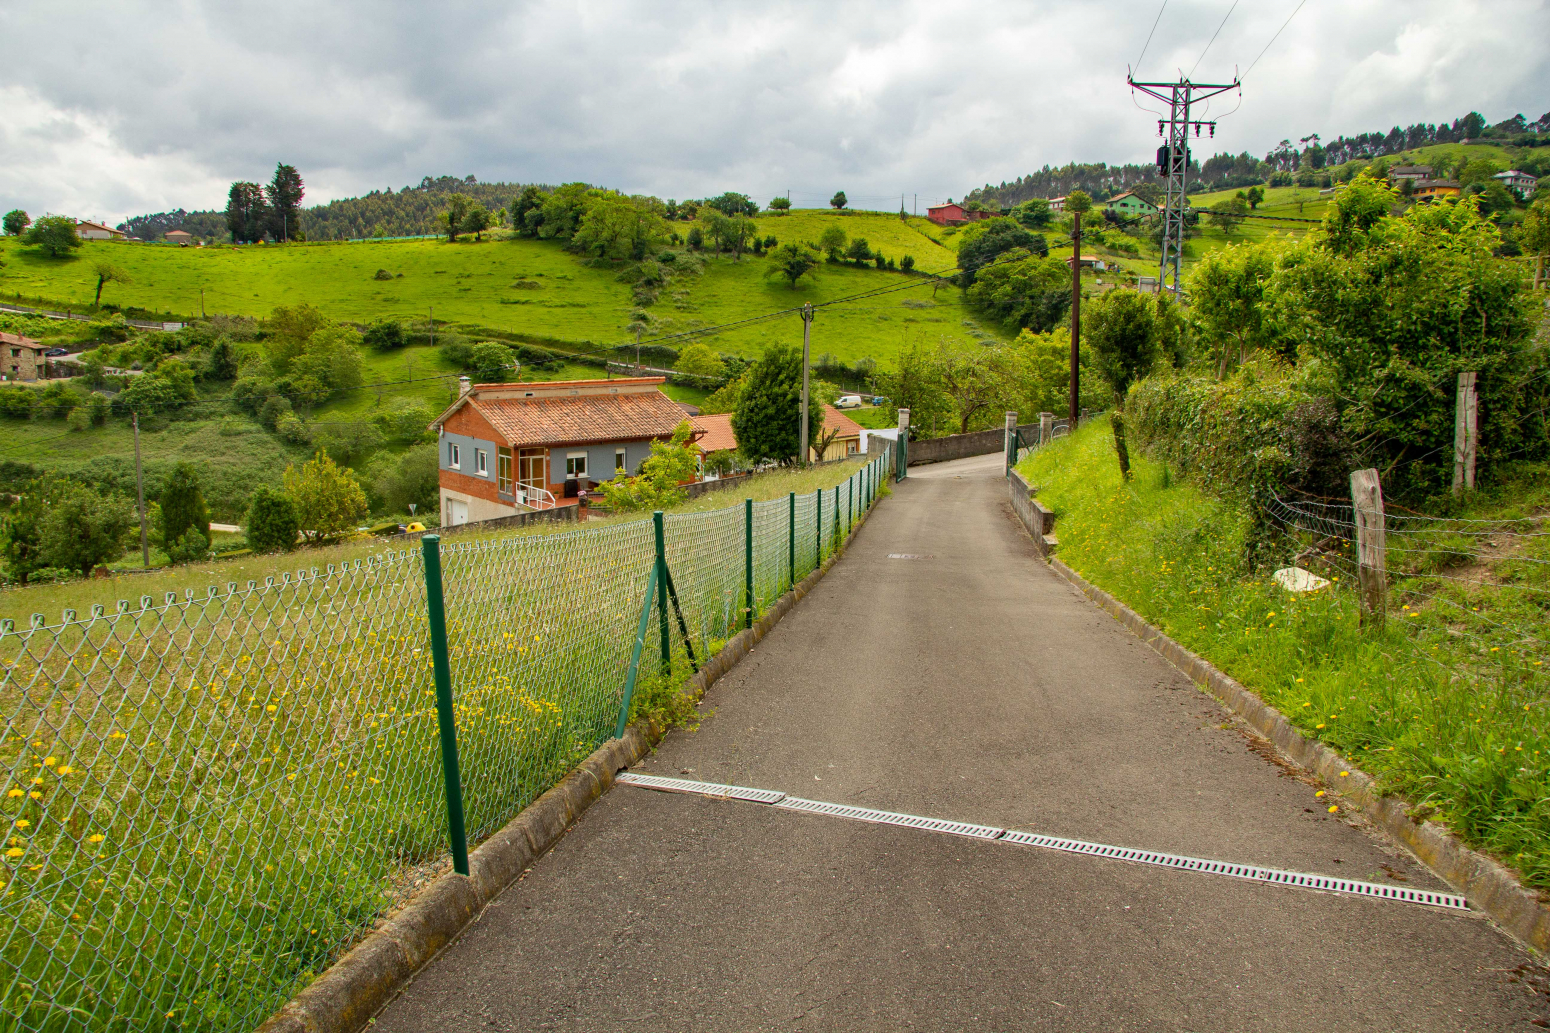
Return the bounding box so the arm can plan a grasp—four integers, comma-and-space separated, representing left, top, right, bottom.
1, 0, 1546, 223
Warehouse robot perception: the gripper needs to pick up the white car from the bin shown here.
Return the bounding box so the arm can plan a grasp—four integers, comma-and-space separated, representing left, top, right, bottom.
835, 395, 864, 409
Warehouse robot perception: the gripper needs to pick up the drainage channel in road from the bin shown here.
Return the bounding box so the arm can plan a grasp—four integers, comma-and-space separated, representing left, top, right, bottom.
617, 772, 1468, 912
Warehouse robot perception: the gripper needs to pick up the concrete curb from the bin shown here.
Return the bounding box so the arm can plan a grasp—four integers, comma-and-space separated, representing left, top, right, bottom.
1046, 555, 1550, 953
254, 495, 884, 1033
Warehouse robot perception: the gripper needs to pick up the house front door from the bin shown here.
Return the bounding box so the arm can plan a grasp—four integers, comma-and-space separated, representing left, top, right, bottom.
517, 449, 548, 492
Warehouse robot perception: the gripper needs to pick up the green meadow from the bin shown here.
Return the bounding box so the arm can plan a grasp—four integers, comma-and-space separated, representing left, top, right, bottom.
0, 210, 988, 369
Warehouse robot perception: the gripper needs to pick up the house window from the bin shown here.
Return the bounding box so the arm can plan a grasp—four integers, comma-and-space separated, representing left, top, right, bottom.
846, 440, 859, 455
449, 443, 461, 469
476, 449, 488, 475
497, 447, 513, 494
615, 448, 628, 475
565, 452, 588, 478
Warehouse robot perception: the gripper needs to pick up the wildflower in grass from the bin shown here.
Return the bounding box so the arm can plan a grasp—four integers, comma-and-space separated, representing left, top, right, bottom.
88, 834, 104, 843
43, 757, 56, 767
1339, 771, 1349, 777
13, 820, 29, 829
5, 790, 21, 798
1315, 790, 1325, 798
1316, 723, 1326, 729
4, 847, 21, 858
1327, 804, 1339, 813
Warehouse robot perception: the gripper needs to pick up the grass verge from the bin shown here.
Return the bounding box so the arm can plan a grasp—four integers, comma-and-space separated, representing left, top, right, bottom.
1019, 420, 1550, 890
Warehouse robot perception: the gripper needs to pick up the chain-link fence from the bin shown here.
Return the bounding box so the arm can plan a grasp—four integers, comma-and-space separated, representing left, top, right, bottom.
0, 448, 892, 1033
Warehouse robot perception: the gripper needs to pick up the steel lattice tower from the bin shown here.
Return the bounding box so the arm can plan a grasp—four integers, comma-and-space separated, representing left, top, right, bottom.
1128, 75, 1238, 297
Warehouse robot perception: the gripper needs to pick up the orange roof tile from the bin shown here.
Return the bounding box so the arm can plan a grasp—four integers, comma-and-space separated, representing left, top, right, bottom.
822, 405, 863, 439
693, 413, 738, 453
466, 387, 692, 448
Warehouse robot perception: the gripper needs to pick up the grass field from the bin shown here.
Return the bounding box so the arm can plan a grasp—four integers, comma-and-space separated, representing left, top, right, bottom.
1019, 421, 1550, 890
0, 211, 987, 368
0, 452, 888, 1031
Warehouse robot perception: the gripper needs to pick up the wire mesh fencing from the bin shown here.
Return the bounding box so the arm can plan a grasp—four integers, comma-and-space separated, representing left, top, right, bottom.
1263, 490, 1550, 683
0, 448, 892, 1033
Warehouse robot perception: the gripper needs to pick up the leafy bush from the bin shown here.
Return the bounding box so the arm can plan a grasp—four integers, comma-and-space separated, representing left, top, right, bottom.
165, 527, 210, 564
158, 462, 210, 553
598, 422, 700, 511
283, 452, 367, 541
246, 486, 300, 552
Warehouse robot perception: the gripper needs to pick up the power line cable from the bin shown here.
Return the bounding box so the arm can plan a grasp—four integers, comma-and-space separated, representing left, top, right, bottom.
1133, 0, 1169, 76
1243, 0, 1307, 79
1190, 0, 1238, 79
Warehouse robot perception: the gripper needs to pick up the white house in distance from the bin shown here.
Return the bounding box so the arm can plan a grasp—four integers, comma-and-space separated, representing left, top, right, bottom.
1494, 169, 1539, 197
75, 221, 127, 240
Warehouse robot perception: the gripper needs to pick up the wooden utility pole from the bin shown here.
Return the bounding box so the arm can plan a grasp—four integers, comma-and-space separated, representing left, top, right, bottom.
1351, 468, 1387, 628
1452, 371, 1478, 495
132, 412, 149, 567
800, 303, 814, 466
635, 328, 642, 373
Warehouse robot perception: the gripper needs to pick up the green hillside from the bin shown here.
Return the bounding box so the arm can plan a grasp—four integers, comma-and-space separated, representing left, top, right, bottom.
0, 211, 983, 368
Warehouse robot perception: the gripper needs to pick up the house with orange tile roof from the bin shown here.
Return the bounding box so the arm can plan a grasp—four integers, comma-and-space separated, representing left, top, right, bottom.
2, 332, 48, 382
691, 405, 864, 465
427, 377, 697, 525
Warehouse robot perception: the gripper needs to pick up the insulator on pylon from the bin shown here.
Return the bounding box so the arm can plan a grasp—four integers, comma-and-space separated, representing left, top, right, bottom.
1158, 121, 1164, 136
1209, 124, 1216, 138
1194, 123, 1201, 137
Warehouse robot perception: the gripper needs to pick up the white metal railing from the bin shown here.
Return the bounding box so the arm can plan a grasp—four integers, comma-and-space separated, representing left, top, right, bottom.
517, 484, 557, 510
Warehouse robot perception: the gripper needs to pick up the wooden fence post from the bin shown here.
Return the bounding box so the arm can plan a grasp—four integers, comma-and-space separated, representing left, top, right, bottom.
1452, 371, 1478, 496
1351, 468, 1387, 628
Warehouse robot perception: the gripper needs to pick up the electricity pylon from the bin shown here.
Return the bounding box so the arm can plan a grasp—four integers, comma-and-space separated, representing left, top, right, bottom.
1128, 74, 1239, 298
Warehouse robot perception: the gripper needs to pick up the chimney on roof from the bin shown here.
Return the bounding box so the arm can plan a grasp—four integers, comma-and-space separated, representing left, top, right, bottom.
458, 376, 471, 398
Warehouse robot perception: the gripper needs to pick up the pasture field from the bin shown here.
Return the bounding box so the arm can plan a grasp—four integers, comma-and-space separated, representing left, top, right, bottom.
0, 211, 981, 367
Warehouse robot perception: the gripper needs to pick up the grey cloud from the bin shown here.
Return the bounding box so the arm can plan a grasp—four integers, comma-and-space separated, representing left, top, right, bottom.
1, 0, 1546, 221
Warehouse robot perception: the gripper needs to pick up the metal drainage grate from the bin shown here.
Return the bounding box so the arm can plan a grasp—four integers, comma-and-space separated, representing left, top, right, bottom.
887, 554, 933, 560
996, 830, 1467, 910
616, 771, 787, 804
614, 777, 1467, 911
776, 797, 1003, 839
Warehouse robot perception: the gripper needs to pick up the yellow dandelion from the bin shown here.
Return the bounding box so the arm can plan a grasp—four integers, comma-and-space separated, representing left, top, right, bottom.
88, 834, 105, 843
57, 767, 73, 775
13, 820, 29, 829
1327, 804, 1339, 813
5, 790, 21, 799
42, 757, 56, 767
4, 848, 21, 858
1339, 771, 1349, 777
1314, 790, 1325, 798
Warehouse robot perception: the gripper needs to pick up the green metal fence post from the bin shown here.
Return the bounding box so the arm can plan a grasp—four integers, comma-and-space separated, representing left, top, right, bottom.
744, 497, 754, 629
833, 490, 840, 551
654, 511, 670, 674
849, 475, 854, 532
616, 565, 658, 739
815, 488, 823, 564
787, 491, 795, 593
420, 535, 469, 877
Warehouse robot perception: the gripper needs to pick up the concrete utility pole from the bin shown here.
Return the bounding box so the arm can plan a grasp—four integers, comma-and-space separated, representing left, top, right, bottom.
132, 412, 149, 567
800, 303, 814, 466
1128, 74, 1239, 298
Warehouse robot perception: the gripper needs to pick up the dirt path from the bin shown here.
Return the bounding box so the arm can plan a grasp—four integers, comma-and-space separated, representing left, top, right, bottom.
375, 451, 1544, 1032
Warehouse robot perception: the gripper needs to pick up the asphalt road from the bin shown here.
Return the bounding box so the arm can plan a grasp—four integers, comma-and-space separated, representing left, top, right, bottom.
376, 451, 1547, 1032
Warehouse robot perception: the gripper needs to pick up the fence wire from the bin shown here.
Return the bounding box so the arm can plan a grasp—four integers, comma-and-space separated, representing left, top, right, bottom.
1264, 490, 1550, 680
0, 449, 891, 1032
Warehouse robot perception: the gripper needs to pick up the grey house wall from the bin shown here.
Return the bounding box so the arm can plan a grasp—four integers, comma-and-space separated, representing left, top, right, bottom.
440, 431, 509, 499
548, 440, 653, 481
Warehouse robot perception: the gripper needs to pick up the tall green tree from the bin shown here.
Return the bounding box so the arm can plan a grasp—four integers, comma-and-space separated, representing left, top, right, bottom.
818, 224, 847, 262
1187, 241, 1280, 377
246, 486, 300, 552
1012, 198, 1052, 229
22, 216, 82, 258
1521, 198, 1550, 288
92, 261, 132, 306
283, 452, 368, 542
225, 182, 269, 242
830, 191, 848, 210
0, 476, 49, 584
442, 193, 472, 241
510, 185, 547, 236
158, 462, 211, 554
38, 482, 136, 576
731, 343, 825, 464
2, 210, 29, 236
768, 196, 791, 214
765, 242, 820, 287
266, 163, 305, 241
462, 201, 492, 241
1084, 289, 1179, 480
